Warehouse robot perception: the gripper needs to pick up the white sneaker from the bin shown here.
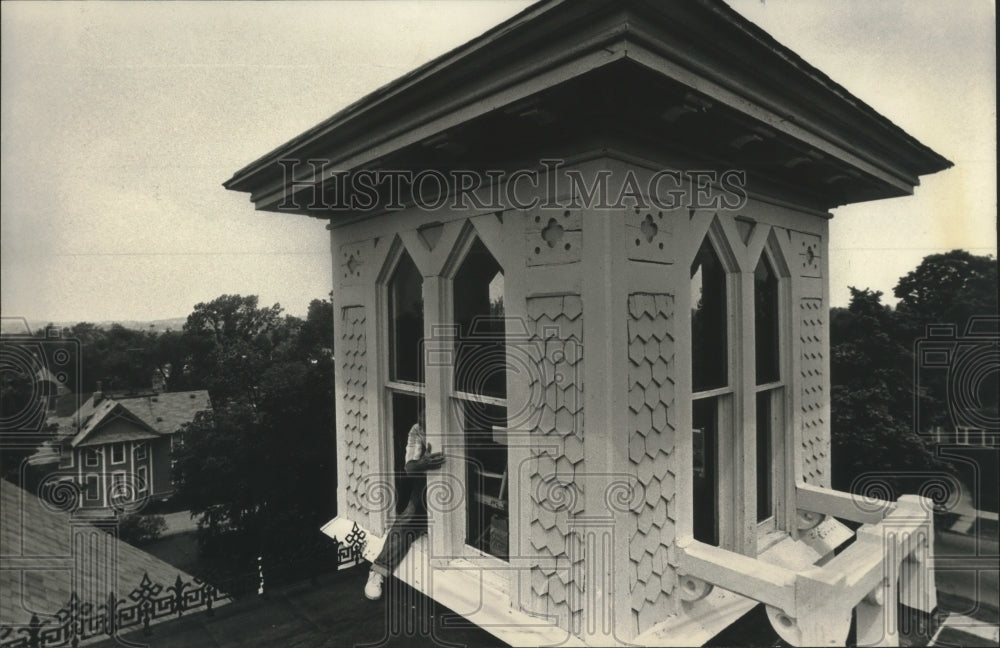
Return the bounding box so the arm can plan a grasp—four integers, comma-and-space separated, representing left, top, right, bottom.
364, 570, 384, 600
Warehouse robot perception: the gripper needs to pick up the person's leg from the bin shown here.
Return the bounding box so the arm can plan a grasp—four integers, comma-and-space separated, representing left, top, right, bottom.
371, 497, 424, 578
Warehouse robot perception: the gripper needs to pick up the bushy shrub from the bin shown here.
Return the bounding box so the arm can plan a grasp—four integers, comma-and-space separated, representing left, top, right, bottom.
117, 513, 167, 546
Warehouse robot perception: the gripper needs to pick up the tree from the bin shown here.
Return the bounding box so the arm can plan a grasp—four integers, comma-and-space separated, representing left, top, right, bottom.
893, 250, 999, 431
182, 295, 285, 406
172, 295, 336, 563
829, 288, 945, 493
894, 250, 998, 334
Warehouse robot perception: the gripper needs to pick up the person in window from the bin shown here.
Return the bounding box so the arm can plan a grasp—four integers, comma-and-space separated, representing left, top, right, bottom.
364, 409, 445, 600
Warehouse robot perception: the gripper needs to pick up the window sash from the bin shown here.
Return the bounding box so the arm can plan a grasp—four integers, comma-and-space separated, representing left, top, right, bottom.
385, 380, 424, 395
452, 390, 507, 408
85, 475, 100, 501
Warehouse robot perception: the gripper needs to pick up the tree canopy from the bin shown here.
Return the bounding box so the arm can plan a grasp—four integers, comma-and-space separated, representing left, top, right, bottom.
171, 295, 336, 559
830, 251, 997, 505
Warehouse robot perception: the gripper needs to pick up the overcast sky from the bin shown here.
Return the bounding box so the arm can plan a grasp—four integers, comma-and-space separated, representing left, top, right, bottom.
1, 1, 995, 324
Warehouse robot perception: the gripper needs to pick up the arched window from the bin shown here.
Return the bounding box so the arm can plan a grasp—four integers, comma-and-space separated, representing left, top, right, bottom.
385, 248, 425, 512
388, 249, 424, 384
754, 252, 781, 523
688, 223, 788, 551
690, 234, 732, 547
451, 236, 508, 560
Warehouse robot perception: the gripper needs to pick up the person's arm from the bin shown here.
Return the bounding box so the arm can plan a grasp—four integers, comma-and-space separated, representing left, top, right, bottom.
403, 427, 445, 473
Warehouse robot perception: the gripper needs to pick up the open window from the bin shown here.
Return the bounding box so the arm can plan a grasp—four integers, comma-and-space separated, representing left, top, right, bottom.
389, 249, 424, 385
384, 248, 426, 513
452, 237, 509, 560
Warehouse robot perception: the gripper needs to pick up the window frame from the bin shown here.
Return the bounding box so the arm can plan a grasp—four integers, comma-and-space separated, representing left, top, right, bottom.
688, 221, 792, 556
379, 243, 429, 525
111, 471, 129, 503
446, 235, 510, 565
136, 465, 149, 493
84, 448, 100, 468
59, 445, 74, 469
689, 227, 741, 550
111, 442, 126, 465
751, 245, 788, 536
85, 474, 101, 502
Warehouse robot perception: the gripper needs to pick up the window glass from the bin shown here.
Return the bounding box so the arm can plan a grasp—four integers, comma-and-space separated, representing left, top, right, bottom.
453, 238, 506, 399
756, 391, 773, 521
692, 398, 719, 546
452, 237, 508, 560
85, 475, 100, 501
463, 401, 508, 560
754, 255, 780, 385
389, 250, 424, 383
691, 238, 728, 392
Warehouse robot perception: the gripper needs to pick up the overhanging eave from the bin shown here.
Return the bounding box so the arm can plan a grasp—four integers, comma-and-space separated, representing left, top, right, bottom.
224, 0, 951, 216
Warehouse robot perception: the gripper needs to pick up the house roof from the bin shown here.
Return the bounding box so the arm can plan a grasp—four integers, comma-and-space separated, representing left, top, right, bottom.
55, 391, 211, 448
224, 0, 950, 213
0, 479, 201, 628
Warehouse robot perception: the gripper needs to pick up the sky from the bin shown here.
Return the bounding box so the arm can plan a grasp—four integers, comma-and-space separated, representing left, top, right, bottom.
1, 0, 995, 324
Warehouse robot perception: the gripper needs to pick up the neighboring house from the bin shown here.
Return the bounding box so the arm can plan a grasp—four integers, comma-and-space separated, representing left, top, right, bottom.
33, 389, 211, 510
0, 479, 227, 644
225, 1, 950, 646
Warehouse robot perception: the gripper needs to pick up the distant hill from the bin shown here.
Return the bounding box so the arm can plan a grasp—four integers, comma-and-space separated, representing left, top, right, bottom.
1, 317, 188, 336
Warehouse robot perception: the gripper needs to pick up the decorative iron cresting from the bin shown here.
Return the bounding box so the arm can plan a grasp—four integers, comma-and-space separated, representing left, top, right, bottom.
0, 523, 369, 647
0, 574, 225, 648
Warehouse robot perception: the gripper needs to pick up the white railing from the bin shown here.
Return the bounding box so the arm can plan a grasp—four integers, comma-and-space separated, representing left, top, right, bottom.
677, 485, 935, 647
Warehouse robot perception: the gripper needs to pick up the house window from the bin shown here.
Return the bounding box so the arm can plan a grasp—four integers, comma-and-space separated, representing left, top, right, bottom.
111, 471, 129, 504
84, 449, 100, 468
134, 441, 147, 461
85, 474, 100, 502
111, 443, 126, 465
384, 248, 426, 513
389, 249, 424, 384
689, 227, 788, 552
59, 446, 74, 468
754, 253, 783, 524
690, 235, 731, 548
137, 465, 149, 493
452, 237, 508, 560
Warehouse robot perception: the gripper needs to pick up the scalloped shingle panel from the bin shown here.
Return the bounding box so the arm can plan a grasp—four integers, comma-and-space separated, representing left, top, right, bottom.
626, 294, 677, 636
525, 295, 585, 632
800, 298, 828, 486
340, 306, 370, 529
